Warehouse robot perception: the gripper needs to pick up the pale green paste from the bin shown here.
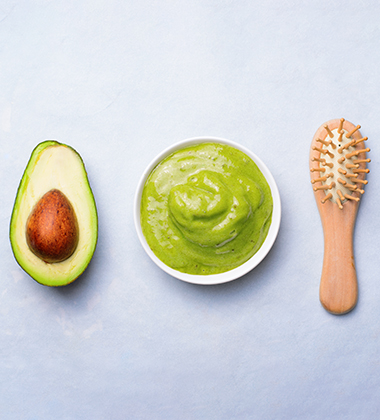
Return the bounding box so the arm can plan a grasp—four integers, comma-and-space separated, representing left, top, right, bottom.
141, 143, 273, 275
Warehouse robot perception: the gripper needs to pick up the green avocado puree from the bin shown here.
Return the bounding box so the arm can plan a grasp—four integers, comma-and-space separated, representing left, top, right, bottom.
141, 143, 273, 275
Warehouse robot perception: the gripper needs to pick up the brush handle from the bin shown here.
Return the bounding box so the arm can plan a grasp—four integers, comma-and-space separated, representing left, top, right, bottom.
319, 202, 358, 314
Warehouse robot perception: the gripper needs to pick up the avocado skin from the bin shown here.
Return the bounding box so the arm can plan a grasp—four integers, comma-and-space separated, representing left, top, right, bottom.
10, 141, 98, 286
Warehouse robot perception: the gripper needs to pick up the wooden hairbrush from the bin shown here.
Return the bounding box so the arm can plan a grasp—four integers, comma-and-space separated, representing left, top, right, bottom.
310, 118, 370, 315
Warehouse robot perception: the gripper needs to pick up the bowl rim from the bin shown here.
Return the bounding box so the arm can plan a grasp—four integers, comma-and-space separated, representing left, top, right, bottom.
134, 136, 281, 285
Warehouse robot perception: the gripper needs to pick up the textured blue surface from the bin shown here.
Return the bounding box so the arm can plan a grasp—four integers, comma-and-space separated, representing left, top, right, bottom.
1, 1, 380, 419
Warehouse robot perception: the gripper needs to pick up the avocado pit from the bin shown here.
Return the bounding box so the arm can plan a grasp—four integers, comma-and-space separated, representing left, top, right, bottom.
26, 189, 79, 263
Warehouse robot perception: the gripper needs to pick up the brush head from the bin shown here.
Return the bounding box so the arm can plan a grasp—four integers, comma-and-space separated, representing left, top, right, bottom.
310, 118, 370, 210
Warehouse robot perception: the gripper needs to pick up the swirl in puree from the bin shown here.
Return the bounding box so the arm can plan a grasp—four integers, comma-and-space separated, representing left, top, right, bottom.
140, 143, 273, 275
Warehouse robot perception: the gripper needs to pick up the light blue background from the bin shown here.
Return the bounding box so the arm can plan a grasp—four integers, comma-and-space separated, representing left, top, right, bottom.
1, 1, 380, 419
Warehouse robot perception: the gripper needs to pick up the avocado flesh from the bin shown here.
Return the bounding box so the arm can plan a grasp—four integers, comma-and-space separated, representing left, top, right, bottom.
10, 141, 98, 286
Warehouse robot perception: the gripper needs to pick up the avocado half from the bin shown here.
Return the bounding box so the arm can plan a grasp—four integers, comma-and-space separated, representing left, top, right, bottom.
10, 141, 98, 286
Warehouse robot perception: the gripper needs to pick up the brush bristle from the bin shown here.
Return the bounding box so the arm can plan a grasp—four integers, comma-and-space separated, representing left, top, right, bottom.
311, 119, 370, 209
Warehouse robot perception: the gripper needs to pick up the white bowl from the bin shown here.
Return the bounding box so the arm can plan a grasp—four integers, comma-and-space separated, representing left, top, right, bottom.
134, 137, 281, 285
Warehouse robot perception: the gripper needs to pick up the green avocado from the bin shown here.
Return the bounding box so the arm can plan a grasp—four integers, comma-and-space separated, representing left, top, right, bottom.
10, 141, 98, 286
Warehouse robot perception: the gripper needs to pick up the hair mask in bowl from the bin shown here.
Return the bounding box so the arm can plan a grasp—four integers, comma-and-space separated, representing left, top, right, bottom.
138, 140, 274, 277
